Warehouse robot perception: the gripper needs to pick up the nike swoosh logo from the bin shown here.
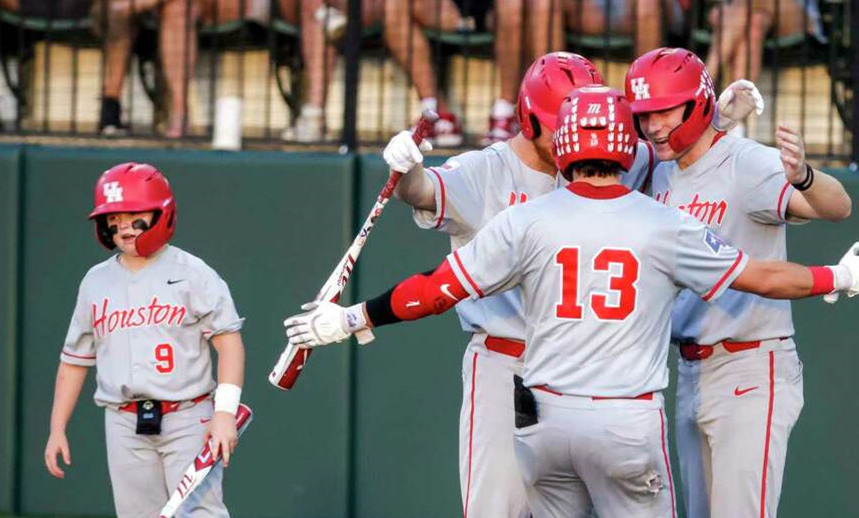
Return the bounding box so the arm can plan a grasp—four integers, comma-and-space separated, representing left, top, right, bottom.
440, 283, 457, 300
406, 301, 421, 307
198, 450, 212, 463
734, 386, 759, 396
167, 279, 186, 285
200, 418, 212, 424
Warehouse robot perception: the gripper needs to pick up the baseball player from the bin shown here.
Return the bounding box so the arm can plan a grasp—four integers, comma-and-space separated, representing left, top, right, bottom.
43, 163, 247, 518
624, 47, 853, 518
282, 86, 859, 518
380, 52, 763, 518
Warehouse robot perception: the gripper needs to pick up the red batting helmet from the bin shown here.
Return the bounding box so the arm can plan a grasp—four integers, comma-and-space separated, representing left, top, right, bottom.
624, 47, 715, 153
89, 162, 177, 257
517, 52, 603, 140
553, 86, 638, 173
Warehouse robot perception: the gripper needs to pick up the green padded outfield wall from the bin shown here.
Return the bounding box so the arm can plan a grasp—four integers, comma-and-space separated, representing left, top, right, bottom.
352, 155, 464, 518
0, 145, 22, 515
2, 145, 858, 518
12, 146, 356, 518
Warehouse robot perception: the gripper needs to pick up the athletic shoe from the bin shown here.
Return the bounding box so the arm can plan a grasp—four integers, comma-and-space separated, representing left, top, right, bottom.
428, 111, 463, 147
479, 115, 518, 146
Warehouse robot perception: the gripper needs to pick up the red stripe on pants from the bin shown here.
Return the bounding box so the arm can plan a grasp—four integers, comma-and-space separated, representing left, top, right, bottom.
760, 351, 776, 518
463, 352, 478, 518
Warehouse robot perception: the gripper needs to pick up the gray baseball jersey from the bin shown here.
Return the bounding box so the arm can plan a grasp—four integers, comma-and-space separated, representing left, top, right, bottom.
651, 135, 797, 344
447, 183, 747, 396
60, 245, 244, 406
413, 140, 655, 340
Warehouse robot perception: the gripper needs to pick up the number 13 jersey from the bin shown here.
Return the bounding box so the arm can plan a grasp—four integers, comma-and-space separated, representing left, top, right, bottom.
447, 182, 746, 397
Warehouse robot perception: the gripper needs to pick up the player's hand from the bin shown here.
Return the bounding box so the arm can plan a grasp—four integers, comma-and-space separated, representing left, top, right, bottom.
826, 243, 859, 304
45, 431, 71, 479
714, 79, 764, 131
284, 301, 356, 348
203, 412, 238, 467
776, 125, 807, 184
383, 130, 432, 173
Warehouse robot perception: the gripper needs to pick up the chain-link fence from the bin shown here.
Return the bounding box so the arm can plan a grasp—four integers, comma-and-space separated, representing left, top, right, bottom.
0, 0, 854, 163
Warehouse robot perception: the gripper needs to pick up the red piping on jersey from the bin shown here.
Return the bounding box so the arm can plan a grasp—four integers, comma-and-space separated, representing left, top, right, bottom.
61, 350, 96, 360
712, 131, 727, 146
702, 251, 744, 302
453, 251, 484, 297
760, 351, 776, 518
566, 182, 631, 200
776, 182, 791, 221
463, 351, 478, 518
428, 167, 446, 229
660, 408, 677, 518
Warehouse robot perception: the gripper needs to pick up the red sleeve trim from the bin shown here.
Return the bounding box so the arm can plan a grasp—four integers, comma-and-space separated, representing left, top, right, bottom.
776, 182, 791, 221
427, 167, 446, 229
62, 350, 96, 360
702, 251, 744, 302
453, 251, 484, 297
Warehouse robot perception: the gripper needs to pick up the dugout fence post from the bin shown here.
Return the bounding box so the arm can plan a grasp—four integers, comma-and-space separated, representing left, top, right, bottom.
852, 0, 858, 165
341, 0, 363, 150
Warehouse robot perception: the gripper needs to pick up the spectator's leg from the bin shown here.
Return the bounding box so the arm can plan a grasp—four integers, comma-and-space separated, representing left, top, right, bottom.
635, 0, 662, 55
705, 3, 747, 81
278, 0, 336, 140
412, 0, 463, 31
527, 0, 564, 58
495, 0, 524, 105
382, 0, 444, 108
732, 11, 772, 82
100, 2, 138, 132
159, 0, 200, 137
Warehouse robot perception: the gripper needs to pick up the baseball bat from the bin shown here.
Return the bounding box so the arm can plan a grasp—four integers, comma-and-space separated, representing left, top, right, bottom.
158, 404, 254, 518
269, 110, 439, 391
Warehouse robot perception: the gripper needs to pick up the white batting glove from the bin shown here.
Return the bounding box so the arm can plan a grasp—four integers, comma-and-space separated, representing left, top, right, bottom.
383, 130, 432, 173
775, 125, 808, 184
283, 301, 368, 348
824, 242, 859, 303
714, 79, 765, 131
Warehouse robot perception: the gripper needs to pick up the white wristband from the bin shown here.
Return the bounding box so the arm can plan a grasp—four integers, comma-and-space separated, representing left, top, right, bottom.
343, 304, 368, 334
214, 383, 242, 415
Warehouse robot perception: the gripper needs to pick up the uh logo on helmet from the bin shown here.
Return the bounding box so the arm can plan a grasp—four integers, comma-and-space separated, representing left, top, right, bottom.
89, 162, 177, 257
624, 47, 716, 153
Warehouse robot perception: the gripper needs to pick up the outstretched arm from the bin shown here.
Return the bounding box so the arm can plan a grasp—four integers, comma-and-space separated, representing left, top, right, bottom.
731, 251, 856, 299
285, 258, 469, 348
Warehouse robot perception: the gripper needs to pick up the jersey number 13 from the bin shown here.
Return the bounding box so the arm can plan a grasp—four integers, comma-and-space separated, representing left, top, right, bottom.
555, 247, 640, 321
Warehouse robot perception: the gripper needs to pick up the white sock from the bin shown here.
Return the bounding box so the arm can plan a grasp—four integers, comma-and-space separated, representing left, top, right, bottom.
492, 99, 515, 118
420, 97, 438, 113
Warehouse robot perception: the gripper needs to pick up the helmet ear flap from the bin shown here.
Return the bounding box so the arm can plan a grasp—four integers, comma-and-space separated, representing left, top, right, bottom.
528, 113, 541, 140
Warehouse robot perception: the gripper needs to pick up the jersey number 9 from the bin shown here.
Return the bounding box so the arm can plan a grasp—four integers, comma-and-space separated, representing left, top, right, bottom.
555, 247, 640, 321
155, 343, 175, 374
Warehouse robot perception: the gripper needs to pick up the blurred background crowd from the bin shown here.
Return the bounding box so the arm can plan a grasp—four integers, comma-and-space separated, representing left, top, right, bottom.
0, 0, 854, 162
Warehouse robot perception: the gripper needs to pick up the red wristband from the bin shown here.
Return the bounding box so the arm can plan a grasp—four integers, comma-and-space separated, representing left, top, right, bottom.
808, 266, 835, 296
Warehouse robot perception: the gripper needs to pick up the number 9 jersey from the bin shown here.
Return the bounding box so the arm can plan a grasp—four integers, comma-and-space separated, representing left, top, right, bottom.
60, 245, 244, 406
